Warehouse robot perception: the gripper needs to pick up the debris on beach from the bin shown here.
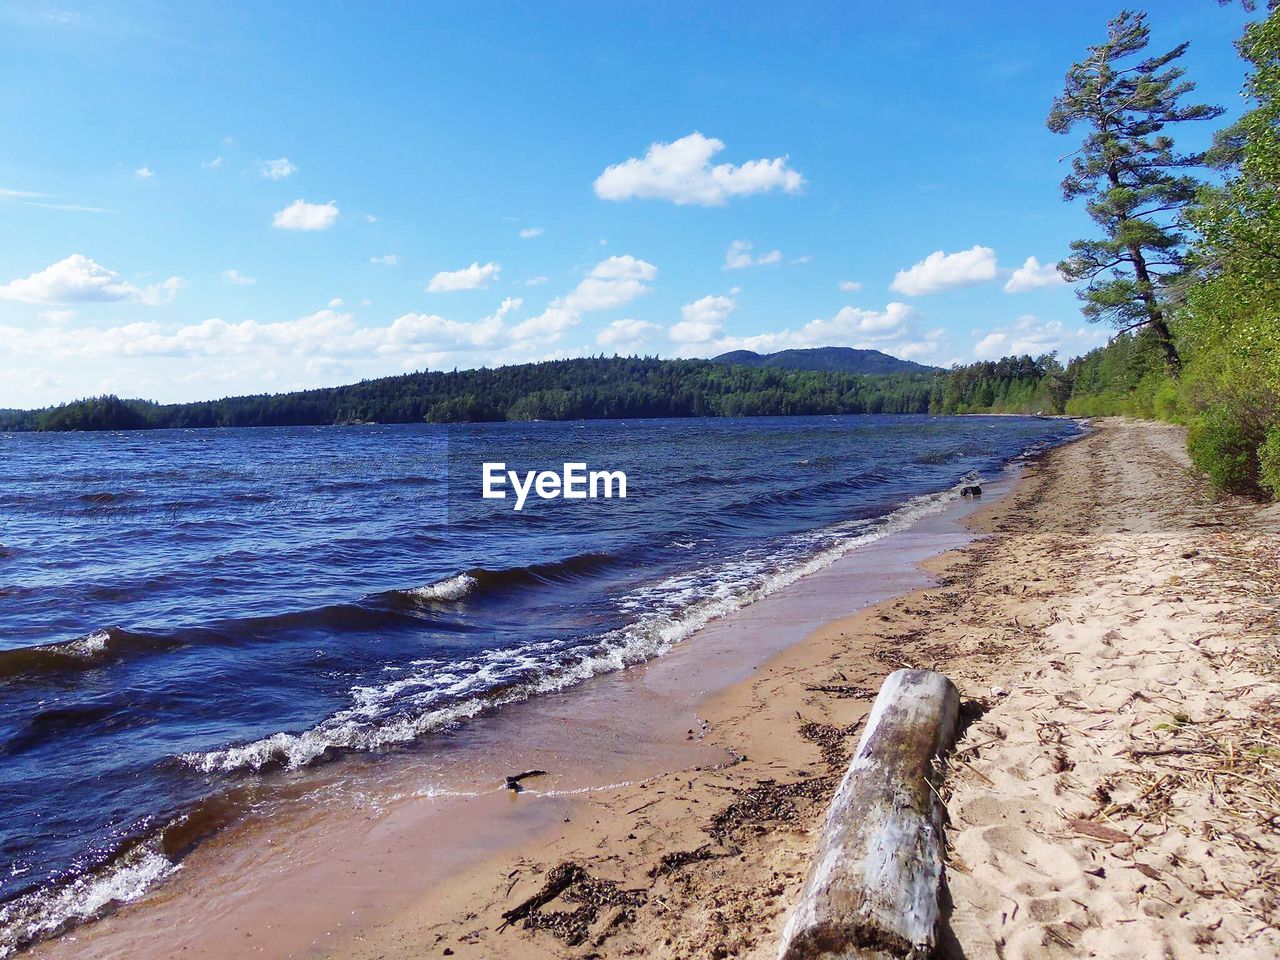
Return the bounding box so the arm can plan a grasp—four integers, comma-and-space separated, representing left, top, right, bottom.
504, 769, 548, 793
499, 861, 645, 945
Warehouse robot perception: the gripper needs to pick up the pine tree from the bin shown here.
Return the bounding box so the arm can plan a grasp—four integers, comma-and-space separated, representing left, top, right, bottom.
1048, 10, 1224, 372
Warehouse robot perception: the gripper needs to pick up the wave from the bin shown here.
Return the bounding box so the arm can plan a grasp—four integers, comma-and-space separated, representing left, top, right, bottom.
0, 628, 145, 680
181, 483, 969, 775
726, 466, 894, 518
0, 789, 246, 958
0, 842, 175, 958
382, 551, 621, 608
0, 554, 622, 685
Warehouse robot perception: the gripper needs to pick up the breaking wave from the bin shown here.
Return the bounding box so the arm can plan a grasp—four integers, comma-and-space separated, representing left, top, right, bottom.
182, 483, 968, 774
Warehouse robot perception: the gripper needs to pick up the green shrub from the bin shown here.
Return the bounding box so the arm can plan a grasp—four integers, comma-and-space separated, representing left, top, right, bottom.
1064, 391, 1138, 418
1187, 405, 1265, 495
1260, 426, 1280, 499
1150, 377, 1183, 423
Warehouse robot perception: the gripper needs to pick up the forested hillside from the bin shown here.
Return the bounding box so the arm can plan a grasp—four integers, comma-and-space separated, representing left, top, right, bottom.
0, 357, 940, 431
710, 346, 938, 375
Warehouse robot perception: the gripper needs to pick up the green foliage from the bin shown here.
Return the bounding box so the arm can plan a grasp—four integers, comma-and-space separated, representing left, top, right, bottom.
1174, 6, 1280, 496
1188, 405, 1267, 493
1047, 10, 1224, 369
1259, 425, 1280, 498
29, 395, 154, 431
0, 357, 942, 432
930, 355, 1060, 414
1036, 7, 1280, 502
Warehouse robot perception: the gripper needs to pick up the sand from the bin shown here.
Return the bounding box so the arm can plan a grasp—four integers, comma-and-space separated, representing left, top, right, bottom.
328, 418, 1280, 960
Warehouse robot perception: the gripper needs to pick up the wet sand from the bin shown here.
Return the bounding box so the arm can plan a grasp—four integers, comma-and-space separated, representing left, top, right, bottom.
31, 442, 1020, 959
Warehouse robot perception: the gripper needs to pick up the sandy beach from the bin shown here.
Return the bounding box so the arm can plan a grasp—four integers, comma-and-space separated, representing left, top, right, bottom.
318, 418, 1278, 960
27, 418, 1280, 960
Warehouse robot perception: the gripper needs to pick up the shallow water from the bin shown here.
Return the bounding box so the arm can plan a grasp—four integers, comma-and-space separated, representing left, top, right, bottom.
0, 414, 1078, 953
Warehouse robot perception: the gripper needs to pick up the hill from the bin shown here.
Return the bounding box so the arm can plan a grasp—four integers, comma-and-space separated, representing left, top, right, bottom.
0, 356, 941, 431
711, 347, 939, 375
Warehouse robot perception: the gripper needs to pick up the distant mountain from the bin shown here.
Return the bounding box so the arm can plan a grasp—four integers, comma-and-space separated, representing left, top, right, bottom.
712, 347, 940, 375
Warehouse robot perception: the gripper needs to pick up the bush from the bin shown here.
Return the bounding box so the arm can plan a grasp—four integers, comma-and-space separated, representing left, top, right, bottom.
1187, 405, 1266, 495
1064, 392, 1135, 417
1260, 426, 1280, 499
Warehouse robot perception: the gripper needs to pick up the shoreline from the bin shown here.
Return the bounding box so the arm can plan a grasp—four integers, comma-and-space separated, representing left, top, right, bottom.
326, 417, 1280, 959
29, 417, 1278, 960
24, 432, 1039, 959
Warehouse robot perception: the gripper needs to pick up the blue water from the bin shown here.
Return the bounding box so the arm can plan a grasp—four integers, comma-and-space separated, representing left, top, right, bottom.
0, 414, 1079, 951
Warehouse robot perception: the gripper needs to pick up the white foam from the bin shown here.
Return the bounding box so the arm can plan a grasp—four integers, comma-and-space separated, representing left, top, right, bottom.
62, 629, 111, 659
0, 844, 176, 958
181, 483, 967, 775
405, 573, 476, 602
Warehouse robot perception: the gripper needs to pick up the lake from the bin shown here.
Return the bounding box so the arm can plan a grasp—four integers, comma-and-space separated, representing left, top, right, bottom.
0, 414, 1079, 953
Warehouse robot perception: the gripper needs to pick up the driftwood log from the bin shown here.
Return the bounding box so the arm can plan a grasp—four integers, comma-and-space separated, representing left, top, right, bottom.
778, 669, 960, 960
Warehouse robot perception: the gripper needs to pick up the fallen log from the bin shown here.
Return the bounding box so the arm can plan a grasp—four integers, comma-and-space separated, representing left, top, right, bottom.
778, 669, 960, 960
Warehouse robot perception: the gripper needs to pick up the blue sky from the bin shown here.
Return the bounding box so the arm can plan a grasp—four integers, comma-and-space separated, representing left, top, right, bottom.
0, 1, 1259, 407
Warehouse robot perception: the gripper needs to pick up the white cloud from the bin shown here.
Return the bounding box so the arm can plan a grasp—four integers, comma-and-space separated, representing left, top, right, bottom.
518, 227, 544, 239
724, 242, 754, 270
526, 275, 549, 286
223, 269, 256, 286
134, 166, 154, 180
890, 245, 998, 296
0, 297, 529, 372
973, 332, 1006, 359
428, 261, 501, 292
259, 157, 297, 180
587, 255, 657, 284
512, 255, 656, 341
370, 254, 400, 266
838, 280, 863, 292
40, 309, 76, 324
273, 199, 339, 231
893, 328, 946, 361
724, 240, 783, 270
594, 132, 804, 206
670, 295, 735, 343
0, 254, 184, 305
202, 157, 223, 170
972, 314, 1106, 360
1003, 256, 1067, 293
387, 298, 520, 354
0, 310, 363, 360
596, 318, 661, 350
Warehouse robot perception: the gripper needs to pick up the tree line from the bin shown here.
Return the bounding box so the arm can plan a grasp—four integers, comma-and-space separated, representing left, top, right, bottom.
0, 348, 1184, 434
0, 358, 942, 431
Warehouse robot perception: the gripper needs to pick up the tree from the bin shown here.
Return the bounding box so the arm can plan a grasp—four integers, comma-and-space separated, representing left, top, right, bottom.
1048, 10, 1224, 372
1187, 7, 1280, 389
